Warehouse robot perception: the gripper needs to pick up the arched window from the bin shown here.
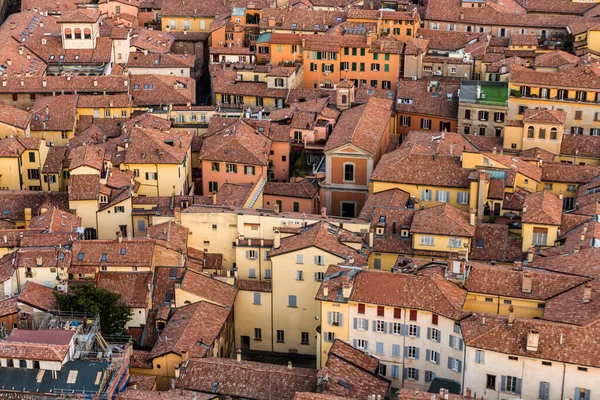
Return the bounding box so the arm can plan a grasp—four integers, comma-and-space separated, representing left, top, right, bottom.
83, 28, 91, 39
539, 128, 546, 139
527, 126, 534, 138
64, 28, 72, 38
74, 28, 82, 39
550, 127, 558, 140
341, 94, 347, 104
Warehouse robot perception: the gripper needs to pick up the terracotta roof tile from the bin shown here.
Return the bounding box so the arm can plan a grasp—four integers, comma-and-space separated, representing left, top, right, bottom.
147, 221, 188, 253
176, 357, 317, 399
411, 204, 475, 237
200, 119, 271, 165
263, 179, 319, 199
534, 50, 579, 69
522, 190, 562, 225
130, 75, 196, 106
542, 163, 600, 184
42, 146, 67, 174
97, 272, 153, 308
0, 103, 31, 129
71, 239, 155, 267
561, 134, 600, 159
125, 127, 192, 164
57, 8, 100, 22
214, 182, 254, 208
358, 189, 410, 220
28, 207, 80, 232
18, 281, 58, 312
148, 301, 230, 359
0, 297, 17, 317
68, 174, 99, 201
0, 191, 69, 221
523, 108, 567, 124
131, 29, 175, 54
469, 223, 522, 262
236, 279, 271, 292
180, 269, 237, 309
395, 78, 459, 119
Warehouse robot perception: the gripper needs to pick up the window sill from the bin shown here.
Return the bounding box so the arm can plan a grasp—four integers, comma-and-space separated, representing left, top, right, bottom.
253, 338, 262, 341
301, 343, 310, 346
253, 303, 261, 306
276, 340, 285, 343
288, 306, 297, 308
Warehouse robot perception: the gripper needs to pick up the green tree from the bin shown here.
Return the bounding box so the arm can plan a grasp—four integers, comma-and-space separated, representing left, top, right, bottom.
54, 284, 132, 336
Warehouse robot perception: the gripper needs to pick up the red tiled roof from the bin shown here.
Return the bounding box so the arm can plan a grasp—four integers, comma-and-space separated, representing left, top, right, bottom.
97, 272, 153, 308
147, 221, 188, 253
18, 281, 58, 312
148, 301, 230, 359
71, 239, 155, 267
358, 188, 410, 220
124, 127, 193, 164
0, 297, 17, 317
411, 204, 475, 237
522, 190, 562, 225
68, 174, 100, 201
542, 163, 600, 184
28, 207, 81, 233
176, 358, 317, 400
523, 108, 566, 124
469, 223, 522, 262
180, 269, 237, 309
0, 103, 32, 129
263, 179, 319, 199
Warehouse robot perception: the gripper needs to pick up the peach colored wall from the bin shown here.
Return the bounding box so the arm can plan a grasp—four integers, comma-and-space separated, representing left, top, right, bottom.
270, 43, 303, 66
269, 141, 290, 182
330, 157, 368, 185
398, 114, 458, 136
330, 190, 367, 217
263, 195, 317, 214
290, 128, 315, 144
100, 2, 140, 27
201, 160, 267, 194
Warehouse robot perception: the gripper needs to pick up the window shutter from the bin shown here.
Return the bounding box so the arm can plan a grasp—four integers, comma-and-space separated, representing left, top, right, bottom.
362, 319, 368, 330
401, 324, 407, 336
364, 341, 368, 350
458, 338, 464, 350
145, 172, 149, 180
254, 292, 260, 304
328, 312, 332, 325
415, 347, 420, 360
414, 369, 419, 381
155, 172, 158, 179
447, 357, 452, 369
449, 335, 454, 347
314, 255, 318, 264
403, 368, 407, 379
501, 376, 507, 392
353, 339, 357, 348
330, 64, 334, 73
339, 314, 343, 327
427, 327, 431, 339
321, 63, 325, 72
516, 378, 522, 395
480, 351, 485, 363
426, 349, 431, 361
404, 346, 408, 358
245, 250, 249, 259
457, 360, 462, 372
353, 318, 357, 329
475, 350, 480, 363
585, 390, 591, 400
416, 326, 421, 337
539, 382, 550, 400
372, 320, 377, 331
392, 344, 400, 357
382, 322, 387, 332
314, 272, 319, 281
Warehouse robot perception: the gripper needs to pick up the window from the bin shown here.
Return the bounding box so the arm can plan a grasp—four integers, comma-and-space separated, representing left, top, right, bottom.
575, 388, 591, 400
479, 127, 486, 136
244, 166, 255, 175
254, 328, 262, 340
464, 109, 471, 119
354, 317, 368, 330
211, 162, 220, 172
301, 332, 309, 345
43, 175, 56, 183
296, 254, 304, 264
375, 320, 387, 332
427, 350, 439, 364
421, 118, 431, 130
277, 330, 285, 342
475, 349, 485, 363
249, 269, 256, 278
408, 324, 419, 337
456, 192, 469, 205
377, 306, 385, 317
27, 169, 39, 180
405, 367, 418, 381
265, 269, 271, 279
392, 344, 401, 357
253, 292, 261, 305
575, 110, 583, 120
428, 328, 440, 342
409, 310, 417, 321
376, 342, 384, 355
551, 128, 558, 139
358, 303, 365, 314
288, 295, 297, 307
519, 106, 527, 115
146, 172, 158, 180
324, 332, 335, 342
296, 270, 303, 281
394, 308, 401, 319
532, 227, 548, 246
494, 112, 504, 122
435, 190, 450, 203
315, 272, 325, 281
486, 374, 496, 390
544, 183, 553, 190
392, 322, 402, 335
274, 78, 284, 87
539, 128, 546, 139
28, 152, 36, 163
448, 238, 462, 248
209, 181, 218, 192
74, 28, 82, 39
421, 189, 432, 201
114, 206, 125, 213
246, 250, 258, 260
478, 111, 489, 121
400, 116, 411, 126
431, 313, 438, 325
329, 311, 342, 326
293, 202, 299, 212
539, 382, 550, 400
226, 163, 237, 173
420, 236, 434, 246
448, 357, 462, 372
343, 163, 355, 182
449, 335, 463, 350
391, 365, 400, 379
371, 63, 380, 71
567, 184, 577, 192
354, 339, 368, 350
502, 376, 521, 394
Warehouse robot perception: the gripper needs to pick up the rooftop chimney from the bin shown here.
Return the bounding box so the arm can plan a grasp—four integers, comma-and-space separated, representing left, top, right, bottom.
342, 281, 352, 298
117, 231, 123, 243
469, 208, 476, 226
273, 228, 281, 249
513, 261, 523, 271
521, 270, 532, 294
212, 192, 217, 205
526, 328, 539, 352
323, 286, 329, 297
527, 247, 534, 263
236, 349, 242, 363
507, 305, 515, 327
559, 191, 563, 200
274, 203, 280, 215
477, 170, 486, 223
321, 207, 327, 218
287, 361, 293, 370
583, 282, 592, 304
35, 256, 43, 266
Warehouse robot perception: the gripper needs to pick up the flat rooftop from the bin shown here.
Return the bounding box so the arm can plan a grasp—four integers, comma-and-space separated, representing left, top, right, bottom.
459, 80, 508, 106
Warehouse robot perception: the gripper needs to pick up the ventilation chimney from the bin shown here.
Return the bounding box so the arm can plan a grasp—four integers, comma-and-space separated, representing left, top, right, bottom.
35, 256, 43, 266
287, 361, 293, 370
323, 286, 329, 297
236, 349, 242, 363
507, 305, 515, 327
521, 270, 532, 294
342, 281, 352, 298
274, 203, 280, 215
583, 282, 592, 304
321, 207, 326, 218
513, 261, 523, 271
469, 208, 476, 226
527, 247, 534, 263
526, 328, 539, 352
273, 229, 281, 249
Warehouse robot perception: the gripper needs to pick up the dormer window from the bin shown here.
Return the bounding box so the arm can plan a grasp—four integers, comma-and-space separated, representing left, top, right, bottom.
401, 229, 409, 237
376, 227, 385, 236
49, 55, 55, 60
77, 252, 84, 261
64, 28, 72, 38
101, 253, 108, 262
120, 248, 126, 255
74, 28, 82, 39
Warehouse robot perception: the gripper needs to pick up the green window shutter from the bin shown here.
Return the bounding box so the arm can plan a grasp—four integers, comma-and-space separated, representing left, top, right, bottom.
145, 172, 149, 180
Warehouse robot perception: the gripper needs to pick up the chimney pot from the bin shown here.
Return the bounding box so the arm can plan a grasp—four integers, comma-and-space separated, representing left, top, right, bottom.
583, 282, 592, 303
513, 261, 523, 271
323, 286, 329, 297
236, 349, 242, 363
507, 305, 515, 326
342, 281, 352, 298
526, 328, 540, 352
522, 270, 532, 294
287, 361, 293, 370
321, 207, 327, 218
